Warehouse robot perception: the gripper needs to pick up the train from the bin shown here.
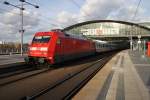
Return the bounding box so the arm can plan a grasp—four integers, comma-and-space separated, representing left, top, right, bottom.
24, 29, 125, 66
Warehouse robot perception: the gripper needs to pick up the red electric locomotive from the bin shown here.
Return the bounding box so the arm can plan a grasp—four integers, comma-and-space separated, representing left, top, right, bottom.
25, 29, 95, 65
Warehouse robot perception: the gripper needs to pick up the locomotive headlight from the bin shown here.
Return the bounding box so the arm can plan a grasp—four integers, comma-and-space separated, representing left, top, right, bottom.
40, 47, 48, 51
30, 47, 37, 51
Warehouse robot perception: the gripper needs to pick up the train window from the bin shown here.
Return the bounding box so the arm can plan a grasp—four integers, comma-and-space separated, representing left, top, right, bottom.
65, 34, 70, 37
32, 36, 51, 43
57, 39, 61, 44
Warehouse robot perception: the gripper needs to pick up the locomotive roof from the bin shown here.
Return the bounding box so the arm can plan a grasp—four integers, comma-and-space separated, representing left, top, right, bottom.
34, 31, 64, 36
34, 31, 88, 40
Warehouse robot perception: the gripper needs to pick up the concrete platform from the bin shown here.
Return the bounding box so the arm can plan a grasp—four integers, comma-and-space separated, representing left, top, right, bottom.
0, 54, 26, 68
73, 50, 150, 100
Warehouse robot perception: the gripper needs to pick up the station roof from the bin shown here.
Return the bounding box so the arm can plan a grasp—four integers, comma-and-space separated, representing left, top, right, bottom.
63, 20, 150, 31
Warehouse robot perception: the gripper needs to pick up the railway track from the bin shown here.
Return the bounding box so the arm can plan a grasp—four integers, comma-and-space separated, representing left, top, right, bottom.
0, 52, 116, 100
0, 63, 29, 78
0, 67, 51, 87
0, 62, 57, 87
0, 62, 55, 80
23, 54, 113, 100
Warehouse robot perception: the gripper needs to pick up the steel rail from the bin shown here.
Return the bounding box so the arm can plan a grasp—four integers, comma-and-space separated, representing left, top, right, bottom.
23, 54, 114, 100
0, 68, 52, 87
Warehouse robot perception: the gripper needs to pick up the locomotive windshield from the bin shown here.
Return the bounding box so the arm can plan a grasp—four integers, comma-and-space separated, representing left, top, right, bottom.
32, 36, 51, 43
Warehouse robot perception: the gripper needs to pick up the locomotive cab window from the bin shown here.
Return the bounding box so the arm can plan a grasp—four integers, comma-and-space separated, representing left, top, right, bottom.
32, 36, 51, 43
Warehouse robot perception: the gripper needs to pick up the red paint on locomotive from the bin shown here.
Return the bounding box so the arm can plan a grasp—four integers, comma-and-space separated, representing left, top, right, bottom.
26, 30, 95, 65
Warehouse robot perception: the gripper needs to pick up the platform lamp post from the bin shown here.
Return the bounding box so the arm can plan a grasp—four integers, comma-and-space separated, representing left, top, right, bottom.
130, 25, 133, 51
4, 0, 39, 56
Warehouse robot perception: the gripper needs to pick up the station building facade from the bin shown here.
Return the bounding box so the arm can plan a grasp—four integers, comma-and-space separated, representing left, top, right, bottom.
63, 20, 150, 38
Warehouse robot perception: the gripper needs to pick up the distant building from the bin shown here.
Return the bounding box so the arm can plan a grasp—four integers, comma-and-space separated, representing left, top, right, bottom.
0, 41, 5, 44
78, 23, 120, 36
64, 20, 150, 39
139, 22, 150, 28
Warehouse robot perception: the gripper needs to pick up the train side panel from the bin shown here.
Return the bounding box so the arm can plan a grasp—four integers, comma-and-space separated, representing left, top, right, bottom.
54, 37, 95, 63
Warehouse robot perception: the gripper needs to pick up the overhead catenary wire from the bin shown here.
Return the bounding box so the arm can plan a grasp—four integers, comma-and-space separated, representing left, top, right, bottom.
0, 7, 62, 28
1, 0, 98, 27
0, 7, 20, 15
0, 0, 64, 27
0, 1, 86, 28
132, 0, 142, 21
69, 0, 108, 22
70, 0, 93, 17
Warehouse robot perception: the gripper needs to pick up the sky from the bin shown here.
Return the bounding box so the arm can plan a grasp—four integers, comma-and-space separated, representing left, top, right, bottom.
0, 0, 150, 43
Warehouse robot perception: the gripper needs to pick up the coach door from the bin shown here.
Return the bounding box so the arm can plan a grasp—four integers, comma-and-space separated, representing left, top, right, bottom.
55, 38, 62, 63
